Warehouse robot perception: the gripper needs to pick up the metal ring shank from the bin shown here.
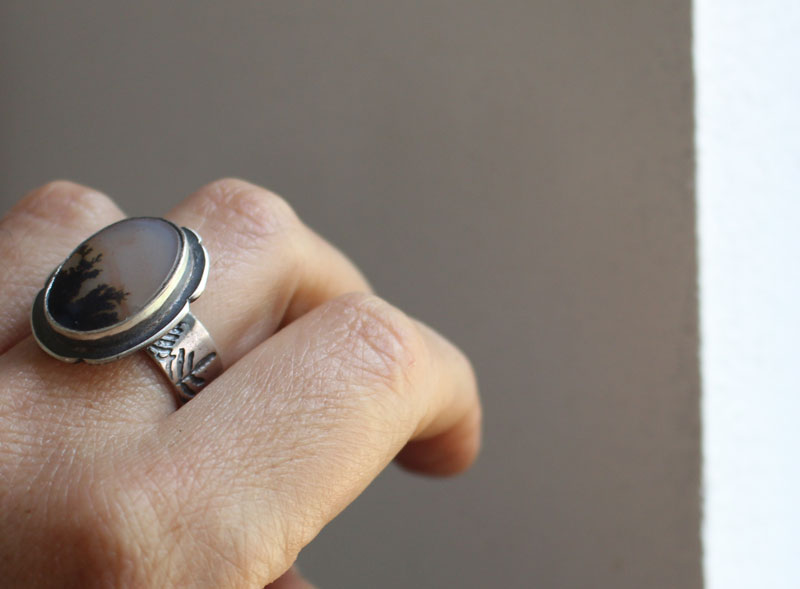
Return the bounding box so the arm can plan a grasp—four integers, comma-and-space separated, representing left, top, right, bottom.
145, 312, 223, 402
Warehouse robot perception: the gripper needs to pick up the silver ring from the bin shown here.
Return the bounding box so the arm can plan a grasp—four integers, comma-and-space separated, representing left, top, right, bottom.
31, 217, 223, 403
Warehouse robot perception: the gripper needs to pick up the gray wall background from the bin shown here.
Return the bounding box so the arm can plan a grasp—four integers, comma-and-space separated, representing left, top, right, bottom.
0, 2, 700, 587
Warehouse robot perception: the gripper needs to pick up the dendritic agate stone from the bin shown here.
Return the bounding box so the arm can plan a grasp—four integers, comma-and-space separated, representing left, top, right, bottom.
47, 218, 182, 331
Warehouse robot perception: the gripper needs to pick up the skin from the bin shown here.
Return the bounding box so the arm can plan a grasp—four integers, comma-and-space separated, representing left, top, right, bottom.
0, 179, 481, 588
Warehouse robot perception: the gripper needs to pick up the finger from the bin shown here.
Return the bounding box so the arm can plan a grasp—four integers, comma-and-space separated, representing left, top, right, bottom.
0, 181, 125, 353
14, 178, 371, 423
265, 567, 316, 589
143, 293, 480, 585
166, 178, 372, 366
394, 401, 482, 475
394, 323, 483, 475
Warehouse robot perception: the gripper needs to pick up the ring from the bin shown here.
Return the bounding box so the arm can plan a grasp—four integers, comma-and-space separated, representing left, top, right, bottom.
31, 217, 223, 402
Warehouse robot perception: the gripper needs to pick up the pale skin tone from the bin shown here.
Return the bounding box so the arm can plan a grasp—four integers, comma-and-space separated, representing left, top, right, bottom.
0, 179, 481, 588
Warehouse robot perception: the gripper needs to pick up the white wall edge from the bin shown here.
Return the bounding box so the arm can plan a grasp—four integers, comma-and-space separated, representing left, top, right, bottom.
696, 2, 800, 587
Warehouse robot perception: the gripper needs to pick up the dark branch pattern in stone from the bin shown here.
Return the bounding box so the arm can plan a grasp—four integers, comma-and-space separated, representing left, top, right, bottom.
45, 217, 182, 333
48, 245, 129, 330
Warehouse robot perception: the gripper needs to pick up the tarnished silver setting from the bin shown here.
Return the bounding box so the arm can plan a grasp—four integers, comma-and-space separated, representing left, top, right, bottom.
146, 312, 223, 402
31, 217, 221, 402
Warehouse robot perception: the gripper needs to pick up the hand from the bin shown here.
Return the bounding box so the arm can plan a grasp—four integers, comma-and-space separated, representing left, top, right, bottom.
0, 179, 481, 588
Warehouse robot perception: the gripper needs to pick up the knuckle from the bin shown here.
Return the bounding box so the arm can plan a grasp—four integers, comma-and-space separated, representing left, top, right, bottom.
15, 180, 116, 227
331, 293, 425, 394
199, 178, 300, 242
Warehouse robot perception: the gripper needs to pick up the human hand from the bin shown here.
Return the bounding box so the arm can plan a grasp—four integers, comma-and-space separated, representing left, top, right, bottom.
0, 179, 481, 588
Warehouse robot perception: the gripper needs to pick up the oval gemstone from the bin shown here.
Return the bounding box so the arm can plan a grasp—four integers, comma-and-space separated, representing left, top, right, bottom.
47, 218, 182, 331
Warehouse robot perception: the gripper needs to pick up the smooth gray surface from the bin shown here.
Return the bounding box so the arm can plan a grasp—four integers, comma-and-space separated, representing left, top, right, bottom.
0, 2, 700, 587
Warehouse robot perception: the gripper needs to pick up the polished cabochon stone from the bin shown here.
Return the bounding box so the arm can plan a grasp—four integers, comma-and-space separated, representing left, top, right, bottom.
47, 218, 182, 331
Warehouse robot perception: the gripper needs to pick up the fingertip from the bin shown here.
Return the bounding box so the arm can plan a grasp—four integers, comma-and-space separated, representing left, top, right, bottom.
266, 566, 316, 589
395, 402, 483, 476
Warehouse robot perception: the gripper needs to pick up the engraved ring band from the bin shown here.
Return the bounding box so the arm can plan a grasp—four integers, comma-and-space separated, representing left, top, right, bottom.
30, 217, 223, 403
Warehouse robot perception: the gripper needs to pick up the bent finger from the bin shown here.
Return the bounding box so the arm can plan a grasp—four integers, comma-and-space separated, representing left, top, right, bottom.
144, 293, 479, 585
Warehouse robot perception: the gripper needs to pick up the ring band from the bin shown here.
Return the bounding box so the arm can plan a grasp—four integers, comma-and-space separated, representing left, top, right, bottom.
146, 311, 223, 401
31, 217, 221, 403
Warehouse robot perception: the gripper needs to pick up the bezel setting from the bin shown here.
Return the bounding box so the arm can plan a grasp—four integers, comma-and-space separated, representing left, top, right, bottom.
31, 218, 209, 364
